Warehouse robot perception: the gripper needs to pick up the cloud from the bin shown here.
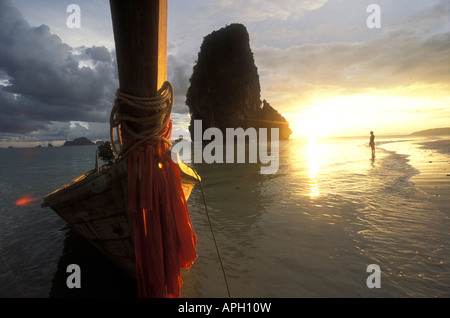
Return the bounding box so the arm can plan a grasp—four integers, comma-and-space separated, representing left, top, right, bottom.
0, 0, 117, 142
0, 0, 197, 144
253, 1, 450, 111
168, 54, 192, 114
85, 46, 112, 63
202, 0, 329, 22
1, 0, 448, 144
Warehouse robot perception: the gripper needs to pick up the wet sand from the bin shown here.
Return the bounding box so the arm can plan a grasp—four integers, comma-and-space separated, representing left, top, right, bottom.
180, 137, 450, 297
410, 139, 450, 216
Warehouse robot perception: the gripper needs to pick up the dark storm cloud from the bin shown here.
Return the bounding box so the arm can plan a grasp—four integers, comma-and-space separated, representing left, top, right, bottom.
0, 0, 117, 136
85, 46, 112, 63
0, 88, 51, 134
0, 0, 193, 144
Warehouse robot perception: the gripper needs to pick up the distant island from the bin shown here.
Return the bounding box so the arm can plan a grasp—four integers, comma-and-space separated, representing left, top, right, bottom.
410, 128, 450, 136
63, 137, 95, 146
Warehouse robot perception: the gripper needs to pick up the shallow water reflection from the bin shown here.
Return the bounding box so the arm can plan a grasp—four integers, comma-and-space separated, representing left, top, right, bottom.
1, 138, 448, 298
184, 138, 450, 297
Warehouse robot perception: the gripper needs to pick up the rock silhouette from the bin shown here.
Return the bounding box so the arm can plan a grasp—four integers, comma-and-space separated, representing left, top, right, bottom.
186, 23, 292, 140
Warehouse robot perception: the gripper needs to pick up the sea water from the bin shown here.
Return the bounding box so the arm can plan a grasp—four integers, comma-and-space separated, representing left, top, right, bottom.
0, 137, 449, 297
184, 136, 450, 297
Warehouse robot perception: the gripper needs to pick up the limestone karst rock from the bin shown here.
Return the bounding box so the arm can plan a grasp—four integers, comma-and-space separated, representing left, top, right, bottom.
186, 23, 292, 140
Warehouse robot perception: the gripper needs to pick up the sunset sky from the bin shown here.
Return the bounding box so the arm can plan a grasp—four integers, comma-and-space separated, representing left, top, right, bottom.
0, 0, 449, 146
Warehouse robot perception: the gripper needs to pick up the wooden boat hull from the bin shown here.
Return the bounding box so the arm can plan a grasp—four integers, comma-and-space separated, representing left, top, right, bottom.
42, 157, 199, 279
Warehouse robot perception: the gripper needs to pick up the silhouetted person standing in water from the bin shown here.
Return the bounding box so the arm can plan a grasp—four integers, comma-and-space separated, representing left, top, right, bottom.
369, 131, 375, 157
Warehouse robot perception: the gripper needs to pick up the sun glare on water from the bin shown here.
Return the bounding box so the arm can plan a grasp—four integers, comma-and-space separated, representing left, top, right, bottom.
307, 137, 320, 198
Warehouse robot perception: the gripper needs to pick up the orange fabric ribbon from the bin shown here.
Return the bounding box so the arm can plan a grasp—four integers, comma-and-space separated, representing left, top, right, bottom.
124, 119, 197, 298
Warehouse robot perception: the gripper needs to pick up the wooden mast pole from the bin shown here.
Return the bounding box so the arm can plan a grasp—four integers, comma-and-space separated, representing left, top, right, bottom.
108, 0, 198, 299
110, 0, 167, 97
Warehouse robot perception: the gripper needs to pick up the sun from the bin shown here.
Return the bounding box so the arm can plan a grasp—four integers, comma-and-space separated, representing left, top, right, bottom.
286, 93, 450, 139
285, 111, 338, 139
285, 95, 395, 139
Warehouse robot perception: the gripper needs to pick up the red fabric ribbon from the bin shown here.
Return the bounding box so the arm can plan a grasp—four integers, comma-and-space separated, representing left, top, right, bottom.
124, 118, 197, 298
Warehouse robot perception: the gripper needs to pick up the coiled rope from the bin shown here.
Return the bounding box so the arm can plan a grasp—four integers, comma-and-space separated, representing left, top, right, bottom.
110, 81, 174, 159
109, 81, 231, 297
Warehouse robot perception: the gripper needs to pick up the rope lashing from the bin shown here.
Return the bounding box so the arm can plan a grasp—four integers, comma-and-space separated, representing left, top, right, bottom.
110, 81, 174, 158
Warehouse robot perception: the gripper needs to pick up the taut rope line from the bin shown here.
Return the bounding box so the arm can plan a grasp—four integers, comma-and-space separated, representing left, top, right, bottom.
0, 246, 27, 297
191, 168, 232, 298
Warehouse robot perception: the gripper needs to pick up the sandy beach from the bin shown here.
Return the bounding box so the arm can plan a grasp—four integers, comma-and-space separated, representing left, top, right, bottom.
377, 138, 450, 217
410, 139, 450, 216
